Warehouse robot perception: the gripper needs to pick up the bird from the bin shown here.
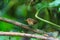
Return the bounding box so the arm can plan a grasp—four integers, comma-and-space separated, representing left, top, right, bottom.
26, 18, 37, 25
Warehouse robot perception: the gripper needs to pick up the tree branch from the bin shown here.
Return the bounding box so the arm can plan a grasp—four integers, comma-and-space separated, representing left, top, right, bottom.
0, 17, 59, 40
0, 17, 46, 34
0, 31, 47, 39
0, 32, 59, 40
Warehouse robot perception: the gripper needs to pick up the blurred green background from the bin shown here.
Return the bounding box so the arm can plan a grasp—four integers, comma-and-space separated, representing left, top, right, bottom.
0, 0, 60, 40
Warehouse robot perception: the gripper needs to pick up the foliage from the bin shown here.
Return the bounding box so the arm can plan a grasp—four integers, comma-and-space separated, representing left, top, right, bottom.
0, 0, 60, 40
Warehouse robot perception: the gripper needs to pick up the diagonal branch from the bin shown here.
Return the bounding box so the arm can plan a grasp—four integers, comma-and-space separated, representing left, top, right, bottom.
0, 17, 46, 34
0, 17, 59, 40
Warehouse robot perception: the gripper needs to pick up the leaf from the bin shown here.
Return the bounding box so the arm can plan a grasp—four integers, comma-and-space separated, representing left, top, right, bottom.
15, 4, 28, 17
49, 0, 60, 7
0, 36, 9, 40
35, 2, 49, 10
0, 21, 14, 31
58, 8, 60, 12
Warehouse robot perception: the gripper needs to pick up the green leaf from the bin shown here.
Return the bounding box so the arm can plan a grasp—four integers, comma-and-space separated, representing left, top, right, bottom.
16, 4, 27, 17
0, 21, 14, 31
35, 2, 49, 10
49, 0, 60, 7
58, 7, 60, 12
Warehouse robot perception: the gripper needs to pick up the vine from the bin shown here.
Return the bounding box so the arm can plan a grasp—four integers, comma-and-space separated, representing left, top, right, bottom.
35, 10, 60, 28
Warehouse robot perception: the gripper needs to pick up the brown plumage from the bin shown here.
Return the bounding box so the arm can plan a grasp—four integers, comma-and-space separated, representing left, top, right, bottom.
26, 18, 37, 25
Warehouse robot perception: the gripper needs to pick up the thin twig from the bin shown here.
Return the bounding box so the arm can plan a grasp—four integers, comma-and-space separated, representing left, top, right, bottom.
0, 17, 59, 40
0, 17, 46, 34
